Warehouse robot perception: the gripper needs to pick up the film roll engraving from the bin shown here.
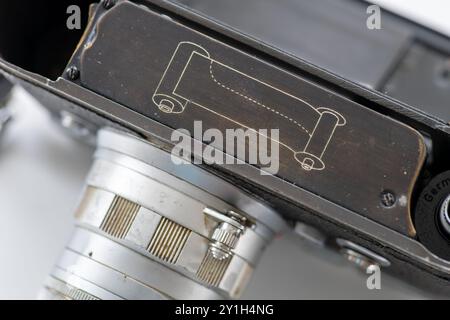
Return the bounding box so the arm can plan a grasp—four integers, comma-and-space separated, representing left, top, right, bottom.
152, 41, 346, 171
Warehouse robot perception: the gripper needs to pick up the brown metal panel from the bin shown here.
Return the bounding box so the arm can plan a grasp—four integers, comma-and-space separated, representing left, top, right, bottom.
77, 2, 425, 236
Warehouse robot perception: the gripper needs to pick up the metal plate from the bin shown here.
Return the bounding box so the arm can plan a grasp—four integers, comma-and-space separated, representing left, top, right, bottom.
174, 0, 413, 89
74, 2, 426, 235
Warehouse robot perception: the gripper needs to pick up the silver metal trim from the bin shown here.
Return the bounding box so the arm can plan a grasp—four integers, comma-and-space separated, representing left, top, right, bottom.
97, 128, 287, 234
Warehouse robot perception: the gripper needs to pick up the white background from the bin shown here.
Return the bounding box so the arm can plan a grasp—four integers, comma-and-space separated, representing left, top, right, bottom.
372, 0, 450, 36
0, 1, 449, 299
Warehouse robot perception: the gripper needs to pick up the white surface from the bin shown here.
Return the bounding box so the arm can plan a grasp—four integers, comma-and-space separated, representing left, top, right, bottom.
0, 88, 432, 299
371, 0, 450, 36
0, 89, 91, 299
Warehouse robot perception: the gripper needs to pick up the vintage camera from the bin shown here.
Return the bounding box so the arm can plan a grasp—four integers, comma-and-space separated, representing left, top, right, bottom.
1, 0, 450, 299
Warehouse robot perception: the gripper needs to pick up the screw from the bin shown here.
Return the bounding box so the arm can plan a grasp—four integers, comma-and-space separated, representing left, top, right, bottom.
65, 66, 80, 81
102, 0, 116, 9
380, 191, 396, 208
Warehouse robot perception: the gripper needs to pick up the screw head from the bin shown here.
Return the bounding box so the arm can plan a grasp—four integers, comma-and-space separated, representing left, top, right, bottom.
380, 191, 396, 208
102, 0, 116, 9
65, 66, 80, 81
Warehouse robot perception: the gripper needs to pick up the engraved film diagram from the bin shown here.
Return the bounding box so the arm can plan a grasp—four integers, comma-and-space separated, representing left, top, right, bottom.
152, 42, 346, 171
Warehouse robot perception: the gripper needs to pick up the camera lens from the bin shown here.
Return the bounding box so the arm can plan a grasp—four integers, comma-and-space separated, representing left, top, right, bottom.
39, 128, 286, 300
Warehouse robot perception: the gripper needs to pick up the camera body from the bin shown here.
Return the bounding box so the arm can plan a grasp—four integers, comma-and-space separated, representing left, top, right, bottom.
1, 0, 450, 298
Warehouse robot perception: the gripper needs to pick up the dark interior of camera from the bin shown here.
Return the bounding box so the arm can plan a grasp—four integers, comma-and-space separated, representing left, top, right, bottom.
0, 1, 92, 80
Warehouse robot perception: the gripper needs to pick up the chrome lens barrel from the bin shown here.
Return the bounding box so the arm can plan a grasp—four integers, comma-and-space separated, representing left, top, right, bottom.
40, 128, 286, 300
0, 76, 12, 138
